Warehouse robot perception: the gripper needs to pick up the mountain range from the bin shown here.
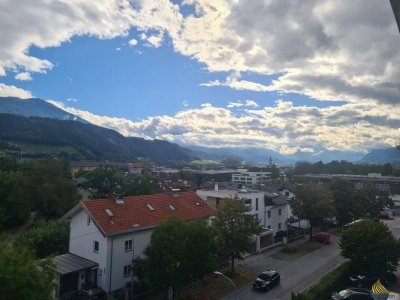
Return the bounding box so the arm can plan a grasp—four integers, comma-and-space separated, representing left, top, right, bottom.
0, 96, 398, 165
361, 148, 400, 164
0, 97, 88, 123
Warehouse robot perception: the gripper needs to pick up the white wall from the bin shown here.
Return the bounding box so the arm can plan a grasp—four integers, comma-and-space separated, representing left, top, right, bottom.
109, 229, 153, 291
69, 209, 109, 290
264, 204, 289, 233
196, 190, 265, 226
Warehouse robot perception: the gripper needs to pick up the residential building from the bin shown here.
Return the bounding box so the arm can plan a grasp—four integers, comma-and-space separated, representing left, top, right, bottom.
231, 171, 271, 185
264, 191, 290, 233
58, 192, 214, 297
70, 161, 127, 177
196, 185, 291, 233
127, 162, 152, 175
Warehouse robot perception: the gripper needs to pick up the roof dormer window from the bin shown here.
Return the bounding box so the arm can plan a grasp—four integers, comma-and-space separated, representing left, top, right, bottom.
146, 203, 155, 211
105, 209, 114, 217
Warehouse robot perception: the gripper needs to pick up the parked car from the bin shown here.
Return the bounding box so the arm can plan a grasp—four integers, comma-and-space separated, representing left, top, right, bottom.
312, 232, 330, 244
252, 270, 280, 291
72, 287, 107, 300
331, 288, 374, 300
349, 273, 388, 288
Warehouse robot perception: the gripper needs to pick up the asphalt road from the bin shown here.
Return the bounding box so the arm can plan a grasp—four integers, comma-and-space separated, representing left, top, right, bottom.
222, 218, 400, 300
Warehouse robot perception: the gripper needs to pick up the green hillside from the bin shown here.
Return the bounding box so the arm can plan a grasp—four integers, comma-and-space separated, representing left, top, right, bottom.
0, 114, 198, 164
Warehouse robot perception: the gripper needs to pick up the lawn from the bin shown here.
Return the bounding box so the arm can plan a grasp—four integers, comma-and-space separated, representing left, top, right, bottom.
271, 241, 324, 261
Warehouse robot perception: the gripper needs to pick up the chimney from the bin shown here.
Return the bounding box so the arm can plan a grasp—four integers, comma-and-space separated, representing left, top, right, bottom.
171, 188, 180, 198
114, 195, 124, 205
214, 183, 219, 191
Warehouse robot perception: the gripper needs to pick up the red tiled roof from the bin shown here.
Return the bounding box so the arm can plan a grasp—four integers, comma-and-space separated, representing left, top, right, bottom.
82, 192, 214, 236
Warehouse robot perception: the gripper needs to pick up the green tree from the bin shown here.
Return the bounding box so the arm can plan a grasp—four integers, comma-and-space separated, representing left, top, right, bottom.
339, 220, 400, 274
270, 164, 280, 179
381, 163, 393, 176
0, 244, 55, 300
352, 186, 393, 218
1, 171, 32, 226
121, 176, 159, 196
222, 156, 243, 168
81, 165, 124, 198
212, 198, 262, 274
18, 220, 69, 258
0, 156, 18, 172
330, 178, 356, 227
29, 159, 80, 218
134, 217, 216, 294
291, 183, 334, 240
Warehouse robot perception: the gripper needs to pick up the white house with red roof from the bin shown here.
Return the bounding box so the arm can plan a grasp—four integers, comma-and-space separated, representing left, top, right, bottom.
60, 191, 214, 296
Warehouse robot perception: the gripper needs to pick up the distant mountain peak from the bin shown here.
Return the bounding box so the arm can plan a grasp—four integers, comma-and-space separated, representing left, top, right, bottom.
0, 96, 88, 123
362, 148, 400, 165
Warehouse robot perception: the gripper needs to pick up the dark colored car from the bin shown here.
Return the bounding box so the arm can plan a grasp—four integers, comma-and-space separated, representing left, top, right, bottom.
72, 288, 107, 300
349, 273, 388, 288
253, 270, 280, 291
312, 232, 331, 244
331, 288, 374, 300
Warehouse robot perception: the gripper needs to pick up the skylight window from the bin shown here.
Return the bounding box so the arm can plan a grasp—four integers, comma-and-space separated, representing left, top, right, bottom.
105, 209, 114, 217
146, 203, 155, 211
168, 204, 176, 211
195, 202, 201, 206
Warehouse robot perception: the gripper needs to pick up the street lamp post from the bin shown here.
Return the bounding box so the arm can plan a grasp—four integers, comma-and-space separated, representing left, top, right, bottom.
214, 271, 237, 300
131, 224, 140, 300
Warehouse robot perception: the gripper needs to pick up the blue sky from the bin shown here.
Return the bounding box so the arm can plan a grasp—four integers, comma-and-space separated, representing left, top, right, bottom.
0, 0, 399, 155
1, 32, 333, 120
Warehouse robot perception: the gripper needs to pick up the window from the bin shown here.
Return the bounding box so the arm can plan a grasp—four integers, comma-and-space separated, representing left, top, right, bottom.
244, 199, 252, 205
146, 203, 155, 211
125, 239, 132, 252
87, 216, 91, 225
123, 265, 131, 278
267, 211, 271, 218
256, 198, 258, 211
267, 225, 271, 229
278, 223, 281, 230
93, 241, 99, 253
278, 209, 282, 216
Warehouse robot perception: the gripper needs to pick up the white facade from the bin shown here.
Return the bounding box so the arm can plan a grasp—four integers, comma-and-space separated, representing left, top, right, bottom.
232, 172, 271, 185
196, 188, 289, 233
264, 205, 289, 232
68, 209, 153, 292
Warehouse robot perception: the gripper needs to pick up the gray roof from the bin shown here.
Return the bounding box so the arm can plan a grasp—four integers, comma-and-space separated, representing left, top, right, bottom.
264, 191, 288, 206
53, 253, 98, 275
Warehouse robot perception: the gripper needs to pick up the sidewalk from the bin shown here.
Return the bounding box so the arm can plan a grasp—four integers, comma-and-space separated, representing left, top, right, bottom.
238, 235, 309, 271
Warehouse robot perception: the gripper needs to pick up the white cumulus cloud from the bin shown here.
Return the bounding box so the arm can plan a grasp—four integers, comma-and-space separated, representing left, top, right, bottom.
0, 83, 33, 99
48, 99, 400, 155
128, 38, 138, 46
14, 72, 32, 81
